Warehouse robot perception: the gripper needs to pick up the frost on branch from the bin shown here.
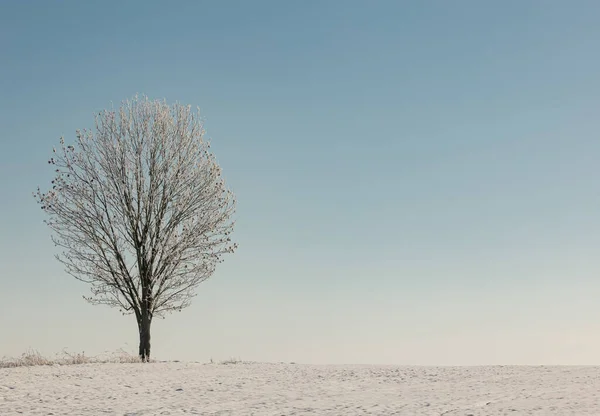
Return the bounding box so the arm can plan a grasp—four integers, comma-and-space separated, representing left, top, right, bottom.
34, 95, 237, 319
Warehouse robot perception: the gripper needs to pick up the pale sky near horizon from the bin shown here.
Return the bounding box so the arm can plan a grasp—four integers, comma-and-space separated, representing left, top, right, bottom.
1, 0, 600, 365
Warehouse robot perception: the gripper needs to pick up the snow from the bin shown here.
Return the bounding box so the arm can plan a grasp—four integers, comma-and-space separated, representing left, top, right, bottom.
2, 362, 599, 415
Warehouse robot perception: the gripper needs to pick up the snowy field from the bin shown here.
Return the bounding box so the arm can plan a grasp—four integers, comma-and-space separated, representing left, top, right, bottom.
2, 362, 600, 415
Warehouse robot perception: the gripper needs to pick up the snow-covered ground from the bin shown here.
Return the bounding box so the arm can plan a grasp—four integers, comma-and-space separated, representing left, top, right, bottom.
2, 362, 599, 415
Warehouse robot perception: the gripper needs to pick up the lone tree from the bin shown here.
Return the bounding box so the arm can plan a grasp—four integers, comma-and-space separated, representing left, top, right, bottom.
35, 95, 237, 361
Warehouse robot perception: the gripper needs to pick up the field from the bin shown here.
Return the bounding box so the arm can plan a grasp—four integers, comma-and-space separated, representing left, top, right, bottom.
2, 361, 600, 415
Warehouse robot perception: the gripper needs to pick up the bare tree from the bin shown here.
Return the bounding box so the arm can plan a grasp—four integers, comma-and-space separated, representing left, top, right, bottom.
34, 95, 237, 361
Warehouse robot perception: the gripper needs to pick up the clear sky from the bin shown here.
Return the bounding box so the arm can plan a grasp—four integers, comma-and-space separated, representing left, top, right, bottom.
1, 0, 600, 365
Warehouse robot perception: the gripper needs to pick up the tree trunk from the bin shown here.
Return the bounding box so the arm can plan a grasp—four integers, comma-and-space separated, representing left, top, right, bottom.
138, 309, 152, 362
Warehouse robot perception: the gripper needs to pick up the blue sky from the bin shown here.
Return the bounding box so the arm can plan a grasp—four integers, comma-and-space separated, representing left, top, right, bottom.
1, 0, 600, 365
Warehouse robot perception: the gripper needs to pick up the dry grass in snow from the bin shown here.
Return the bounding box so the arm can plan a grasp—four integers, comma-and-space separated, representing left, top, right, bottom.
0, 348, 142, 368
2, 359, 600, 415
